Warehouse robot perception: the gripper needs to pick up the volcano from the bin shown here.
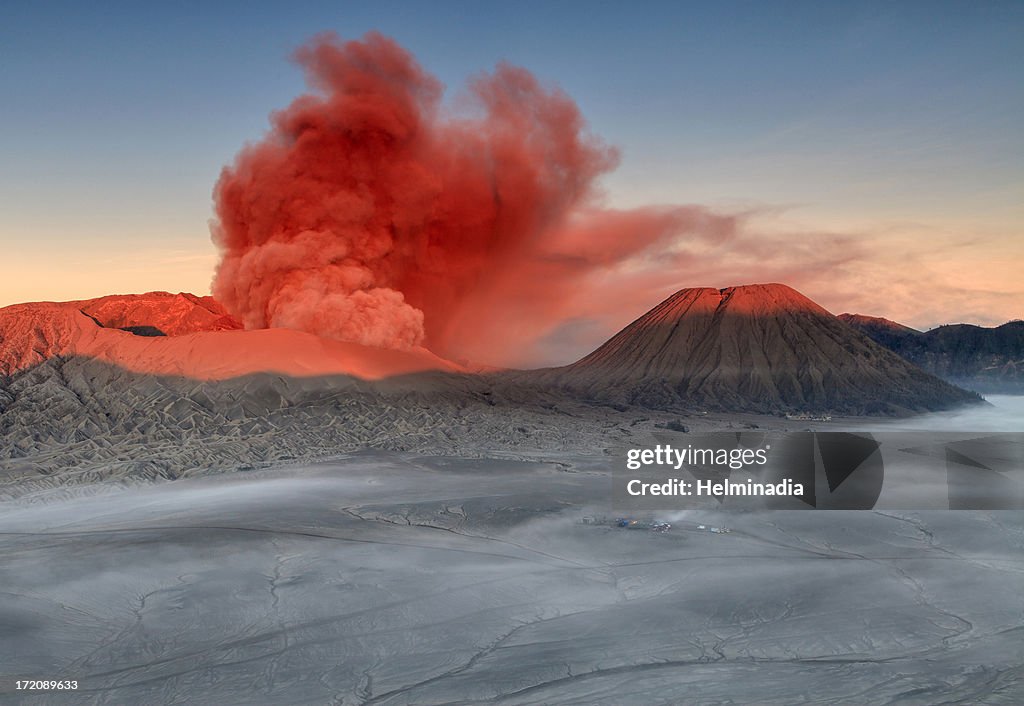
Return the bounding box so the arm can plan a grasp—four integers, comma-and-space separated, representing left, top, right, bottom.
552, 283, 980, 414
0, 293, 459, 381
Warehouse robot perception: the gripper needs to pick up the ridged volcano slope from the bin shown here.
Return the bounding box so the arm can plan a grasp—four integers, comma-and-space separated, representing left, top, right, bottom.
555, 284, 980, 414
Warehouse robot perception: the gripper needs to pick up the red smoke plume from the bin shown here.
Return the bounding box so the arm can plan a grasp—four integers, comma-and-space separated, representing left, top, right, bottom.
212, 32, 732, 364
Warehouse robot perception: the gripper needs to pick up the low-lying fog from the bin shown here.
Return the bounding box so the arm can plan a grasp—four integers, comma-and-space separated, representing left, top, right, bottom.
853, 394, 1024, 433
2, 445, 1022, 705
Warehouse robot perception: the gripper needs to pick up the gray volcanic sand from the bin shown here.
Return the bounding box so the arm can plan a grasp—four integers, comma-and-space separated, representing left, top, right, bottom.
2, 451, 1022, 705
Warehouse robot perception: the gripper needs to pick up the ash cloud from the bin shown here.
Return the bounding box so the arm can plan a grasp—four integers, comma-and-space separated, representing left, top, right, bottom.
210, 32, 740, 363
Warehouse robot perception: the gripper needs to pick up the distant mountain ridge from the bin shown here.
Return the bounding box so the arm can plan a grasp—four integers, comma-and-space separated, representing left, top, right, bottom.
839, 314, 1024, 393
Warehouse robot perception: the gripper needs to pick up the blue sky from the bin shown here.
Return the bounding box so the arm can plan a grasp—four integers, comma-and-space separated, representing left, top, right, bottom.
1, 0, 1022, 329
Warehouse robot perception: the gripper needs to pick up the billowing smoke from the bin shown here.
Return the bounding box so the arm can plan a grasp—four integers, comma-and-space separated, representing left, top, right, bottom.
212, 32, 734, 363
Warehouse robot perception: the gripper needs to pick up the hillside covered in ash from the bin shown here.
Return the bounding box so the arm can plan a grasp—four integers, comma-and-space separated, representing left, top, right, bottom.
0, 355, 649, 502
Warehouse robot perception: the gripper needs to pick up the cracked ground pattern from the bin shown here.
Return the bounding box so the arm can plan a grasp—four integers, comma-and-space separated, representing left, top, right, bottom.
1, 451, 1022, 705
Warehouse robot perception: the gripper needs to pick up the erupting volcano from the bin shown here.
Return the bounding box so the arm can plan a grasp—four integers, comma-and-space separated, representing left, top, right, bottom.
0, 34, 987, 416
0, 293, 458, 381
209, 31, 736, 366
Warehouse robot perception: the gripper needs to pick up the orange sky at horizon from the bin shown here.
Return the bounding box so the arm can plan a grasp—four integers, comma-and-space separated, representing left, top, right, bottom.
2, 201, 1019, 346
3, 6, 1021, 365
